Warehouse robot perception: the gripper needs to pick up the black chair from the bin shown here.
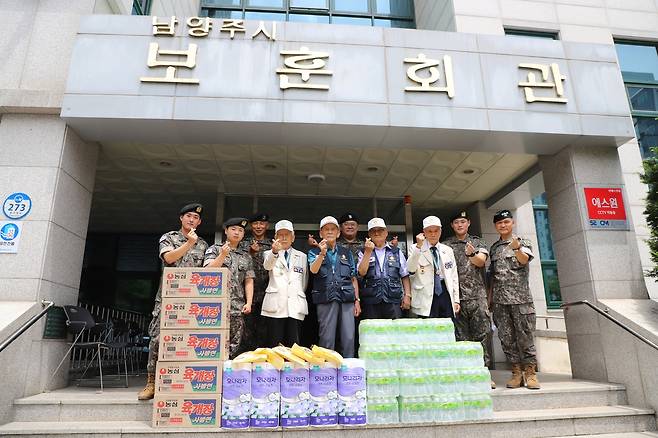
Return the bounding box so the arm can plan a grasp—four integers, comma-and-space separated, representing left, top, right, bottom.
48, 305, 124, 392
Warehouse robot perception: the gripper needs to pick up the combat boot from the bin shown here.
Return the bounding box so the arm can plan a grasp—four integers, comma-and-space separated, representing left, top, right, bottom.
524, 364, 540, 390
137, 373, 155, 400
506, 364, 523, 388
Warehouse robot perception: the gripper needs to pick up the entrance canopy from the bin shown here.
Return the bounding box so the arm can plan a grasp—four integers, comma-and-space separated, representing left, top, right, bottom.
62, 16, 634, 154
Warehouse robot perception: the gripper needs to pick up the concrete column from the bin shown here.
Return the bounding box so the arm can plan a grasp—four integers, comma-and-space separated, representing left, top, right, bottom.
539, 145, 648, 382
0, 114, 98, 422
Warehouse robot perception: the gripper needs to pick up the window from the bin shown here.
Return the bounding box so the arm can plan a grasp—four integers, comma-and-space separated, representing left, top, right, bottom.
615, 41, 658, 84
633, 116, 658, 158
504, 28, 559, 40
200, 0, 415, 28
532, 193, 562, 309
615, 40, 658, 158
132, 0, 151, 15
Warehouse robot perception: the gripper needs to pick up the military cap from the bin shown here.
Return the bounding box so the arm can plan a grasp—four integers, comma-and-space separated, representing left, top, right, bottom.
451, 210, 470, 223
223, 217, 249, 229
339, 213, 359, 224
250, 212, 269, 222
493, 209, 513, 223
180, 203, 203, 216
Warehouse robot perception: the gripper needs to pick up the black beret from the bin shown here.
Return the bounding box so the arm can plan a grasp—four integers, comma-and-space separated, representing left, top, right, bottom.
493, 209, 513, 223
451, 210, 469, 223
180, 203, 203, 216
223, 217, 249, 229
339, 213, 359, 224
250, 213, 269, 222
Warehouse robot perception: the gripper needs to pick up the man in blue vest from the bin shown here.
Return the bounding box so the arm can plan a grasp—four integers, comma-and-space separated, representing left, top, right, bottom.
308, 216, 361, 358
357, 218, 411, 319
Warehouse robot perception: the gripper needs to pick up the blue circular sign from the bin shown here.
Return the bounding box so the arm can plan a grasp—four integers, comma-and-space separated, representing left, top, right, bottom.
3, 193, 32, 220
0, 223, 20, 241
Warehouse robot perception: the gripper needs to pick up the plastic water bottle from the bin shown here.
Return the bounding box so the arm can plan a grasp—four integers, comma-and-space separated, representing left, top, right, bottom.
449, 343, 466, 367
475, 367, 492, 393
366, 370, 399, 397
461, 393, 493, 420
461, 342, 484, 367
460, 368, 481, 394
367, 396, 399, 424
433, 394, 451, 422
438, 319, 456, 343
359, 320, 372, 345
433, 393, 463, 422
437, 369, 459, 394
399, 396, 432, 423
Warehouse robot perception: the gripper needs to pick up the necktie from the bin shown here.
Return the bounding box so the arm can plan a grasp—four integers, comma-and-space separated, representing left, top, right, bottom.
284, 250, 290, 267
430, 246, 440, 271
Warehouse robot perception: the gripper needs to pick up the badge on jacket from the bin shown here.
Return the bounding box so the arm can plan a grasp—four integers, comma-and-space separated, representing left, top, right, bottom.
444, 261, 453, 270
293, 266, 304, 274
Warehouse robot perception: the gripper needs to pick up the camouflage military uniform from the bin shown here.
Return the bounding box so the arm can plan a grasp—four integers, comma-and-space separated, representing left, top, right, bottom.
204, 244, 255, 359
444, 234, 492, 367
338, 237, 364, 262
239, 237, 272, 350
489, 237, 536, 366
147, 231, 208, 373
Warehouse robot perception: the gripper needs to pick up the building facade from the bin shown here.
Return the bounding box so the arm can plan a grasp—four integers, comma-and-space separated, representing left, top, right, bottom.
0, 0, 657, 425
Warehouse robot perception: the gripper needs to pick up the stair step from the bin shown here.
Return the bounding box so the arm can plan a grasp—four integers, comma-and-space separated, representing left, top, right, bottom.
549, 433, 658, 438
12, 377, 629, 422
1, 405, 655, 437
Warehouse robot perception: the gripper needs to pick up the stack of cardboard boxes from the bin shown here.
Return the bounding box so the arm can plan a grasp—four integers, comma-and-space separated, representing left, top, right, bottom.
152, 267, 230, 427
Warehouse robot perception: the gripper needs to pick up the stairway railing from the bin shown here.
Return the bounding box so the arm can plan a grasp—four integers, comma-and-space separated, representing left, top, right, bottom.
561, 300, 658, 351
0, 301, 54, 354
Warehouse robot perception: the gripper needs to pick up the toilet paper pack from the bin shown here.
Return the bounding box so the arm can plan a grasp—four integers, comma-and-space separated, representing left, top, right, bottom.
221, 361, 252, 429
250, 362, 281, 428
280, 361, 311, 427
309, 362, 338, 426
338, 358, 367, 425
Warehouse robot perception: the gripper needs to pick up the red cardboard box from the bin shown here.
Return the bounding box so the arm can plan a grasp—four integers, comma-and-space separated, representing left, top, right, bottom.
162, 267, 229, 299
156, 361, 222, 394
158, 330, 229, 362
161, 298, 230, 330
153, 395, 220, 427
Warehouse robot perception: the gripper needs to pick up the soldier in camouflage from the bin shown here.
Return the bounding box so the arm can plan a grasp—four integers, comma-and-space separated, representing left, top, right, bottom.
444, 211, 495, 389
205, 217, 254, 359
488, 209, 540, 390
239, 213, 272, 350
138, 203, 209, 401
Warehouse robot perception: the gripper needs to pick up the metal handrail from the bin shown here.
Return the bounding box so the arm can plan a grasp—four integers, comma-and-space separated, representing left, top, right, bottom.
0, 300, 54, 353
561, 300, 658, 352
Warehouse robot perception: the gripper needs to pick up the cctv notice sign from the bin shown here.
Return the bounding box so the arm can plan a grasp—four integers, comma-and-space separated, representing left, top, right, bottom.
584, 187, 628, 230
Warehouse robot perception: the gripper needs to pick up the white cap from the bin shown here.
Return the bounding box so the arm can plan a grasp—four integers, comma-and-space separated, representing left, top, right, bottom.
275, 220, 294, 233
367, 218, 387, 230
319, 216, 339, 229
423, 215, 442, 229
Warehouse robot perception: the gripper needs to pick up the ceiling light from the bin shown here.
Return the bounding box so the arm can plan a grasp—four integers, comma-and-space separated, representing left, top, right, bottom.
307, 174, 326, 184
462, 169, 475, 174
263, 163, 277, 170
159, 161, 173, 167
366, 166, 379, 172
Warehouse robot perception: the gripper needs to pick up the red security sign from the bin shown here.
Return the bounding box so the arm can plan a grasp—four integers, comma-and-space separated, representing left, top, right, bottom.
583, 187, 627, 229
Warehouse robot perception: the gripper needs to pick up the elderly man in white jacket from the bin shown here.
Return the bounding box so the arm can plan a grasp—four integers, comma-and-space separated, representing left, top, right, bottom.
261, 220, 309, 347
407, 216, 460, 319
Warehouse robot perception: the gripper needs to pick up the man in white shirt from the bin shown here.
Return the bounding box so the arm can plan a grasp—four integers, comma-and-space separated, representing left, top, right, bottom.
407, 216, 460, 319
261, 220, 309, 347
